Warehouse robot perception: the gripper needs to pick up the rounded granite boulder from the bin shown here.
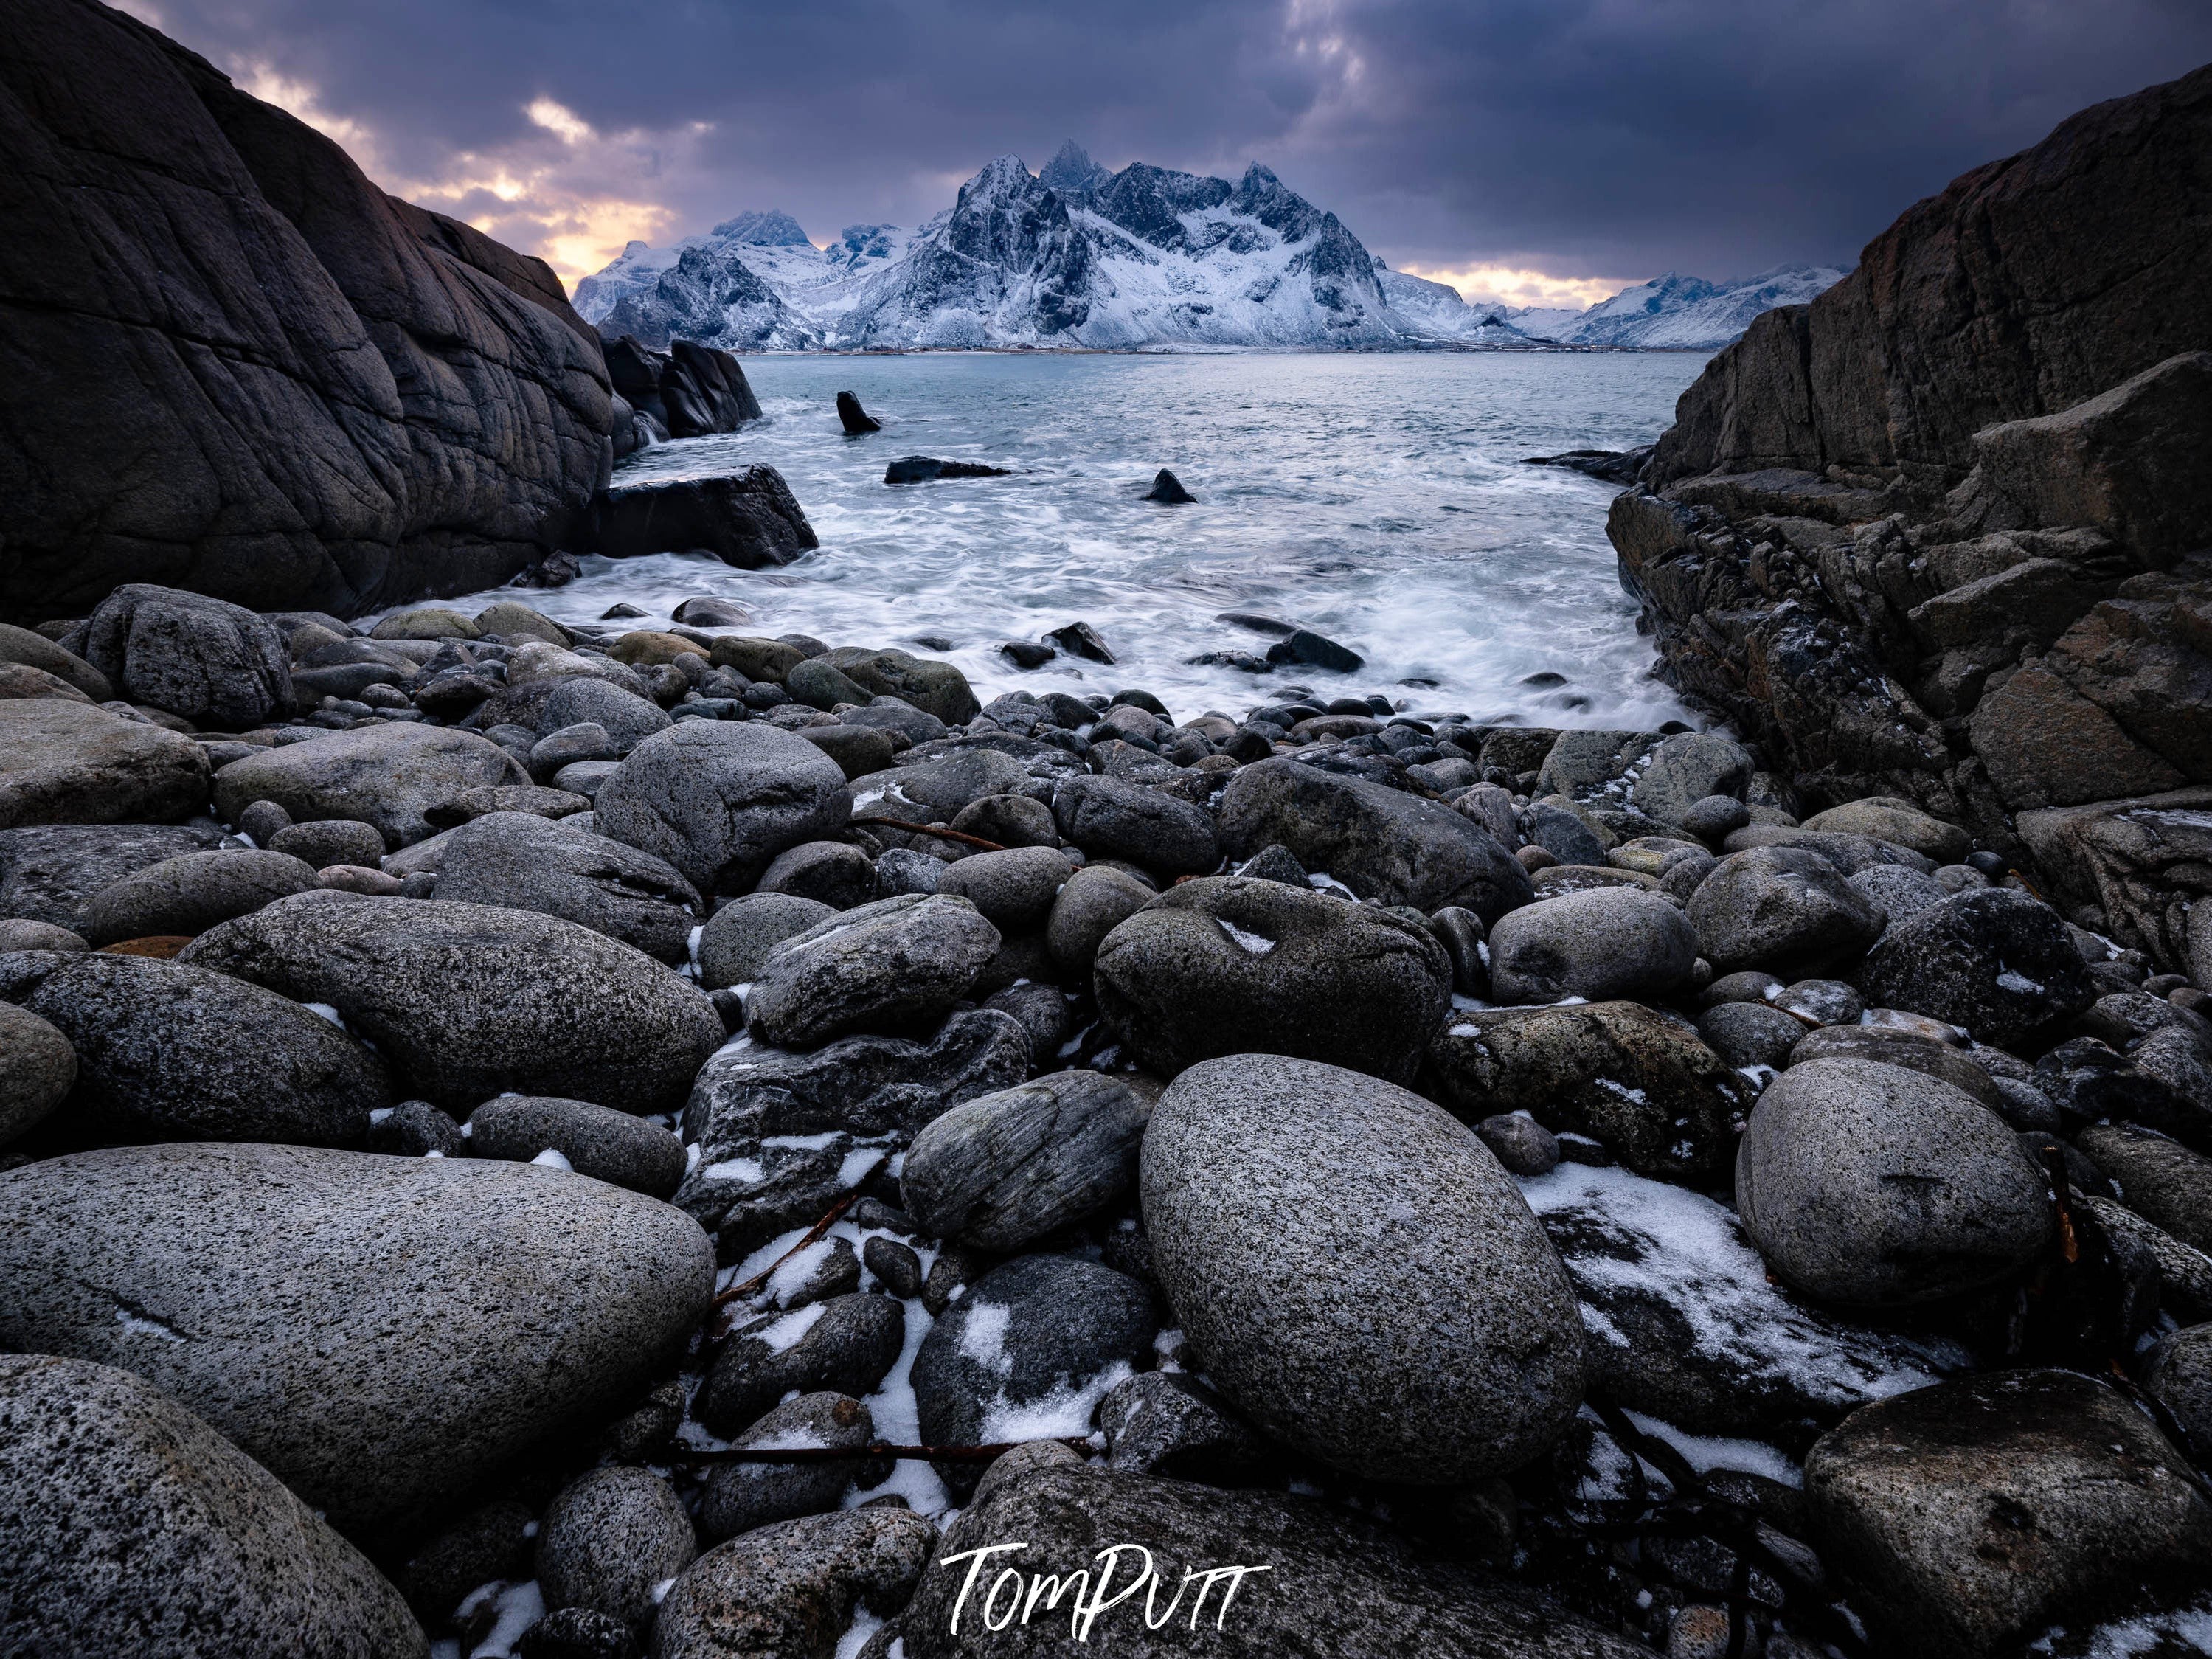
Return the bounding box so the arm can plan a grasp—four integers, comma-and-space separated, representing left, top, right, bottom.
77, 846, 321, 945
594, 721, 850, 895
212, 723, 527, 850
1485, 885, 1699, 1005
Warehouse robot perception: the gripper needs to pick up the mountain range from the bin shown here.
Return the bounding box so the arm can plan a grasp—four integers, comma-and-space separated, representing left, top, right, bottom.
572, 142, 1845, 353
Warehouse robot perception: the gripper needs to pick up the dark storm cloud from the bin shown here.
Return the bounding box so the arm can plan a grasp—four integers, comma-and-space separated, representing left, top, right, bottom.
125, 0, 2212, 285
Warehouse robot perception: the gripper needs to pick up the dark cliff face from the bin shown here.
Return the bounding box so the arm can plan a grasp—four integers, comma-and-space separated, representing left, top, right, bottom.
0, 0, 616, 623
1651, 63, 2212, 491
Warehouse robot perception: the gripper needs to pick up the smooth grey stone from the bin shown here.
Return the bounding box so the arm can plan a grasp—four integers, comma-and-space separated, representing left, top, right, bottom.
0, 701, 210, 829
817, 648, 980, 727
840, 696, 948, 747
1801, 797, 1972, 865
467, 1094, 688, 1198
1219, 757, 1533, 920
1426, 904, 1491, 999
654, 1509, 937, 1659
1789, 1023, 2006, 1108
1474, 1112, 1560, 1175
530, 721, 621, 780
1856, 887, 2098, 1043
1093, 874, 1451, 1082
212, 724, 525, 849
699, 1292, 907, 1436
2082, 1194, 2212, 1325
1720, 823, 1938, 876
1520, 800, 1611, 867
536, 1466, 695, 1635
0, 620, 113, 700
1803, 1370, 2212, 1657
0, 1143, 714, 1534
1631, 731, 1752, 823
1850, 860, 1948, 918
674, 1011, 1030, 1255
0, 1354, 426, 1658
980, 980, 1068, 1065
1487, 885, 1699, 1005
873, 845, 943, 896
1096, 1369, 1274, 1481
1697, 1000, 1807, 1070
1736, 1057, 2053, 1306
1143, 1054, 1583, 1483
697, 890, 837, 990
178, 891, 722, 1115
1989, 1075, 2062, 1132
1044, 863, 1155, 975
787, 657, 871, 711
1700, 968, 1785, 1007
1688, 846, 1886, 976
367, 1098, 463, 1157
757, 839, 877, 910
903, 1463, 1644, 1659
2076, 1121, 2212, 1254
946, 792, 1058, 847
1050, 773, 1218, 876
798, 722, 898, 781
935, 845, 1069, 930
23, 952, 385, 1146
698, 1393, 877, 1542
2145, 1323, 2212, 1461
0, 1000, 74, 1148
1429, 1000, 1755, 1185
552, 760, 619, 800
1772, 977, 1864, 1025
267, 817, 386, 870
1679, 794, 1752, 841
1234, 842, 1308, 884
534, 676, 672, 749
862, 1236, 923, 1298
423, 811, 701, 963
0, 916, 89, 953
746, 893, 1001, 1048
902, 1070, 1157, 1250
1658, 846, 1717, 903
850, 748, 1035, 820
595, 721, 850, 895
80, 583, 293, 728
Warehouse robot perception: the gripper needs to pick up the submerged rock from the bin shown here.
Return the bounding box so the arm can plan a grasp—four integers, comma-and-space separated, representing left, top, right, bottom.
835, 390, 881, 434
884, 455, 1010, 483
1143, 468, 1196, 503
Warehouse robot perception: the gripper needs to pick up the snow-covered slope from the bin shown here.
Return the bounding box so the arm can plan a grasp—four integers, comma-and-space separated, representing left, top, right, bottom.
571, 148, 1846, 353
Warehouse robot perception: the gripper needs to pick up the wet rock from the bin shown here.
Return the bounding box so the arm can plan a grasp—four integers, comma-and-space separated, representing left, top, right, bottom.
1488, 886, 1699, 1005
1688, 846, 1887, 975
700, 1293, 907, 1437
586, 469, 817, 568
911, 1254, 1157, 1494
427, 811, 701, 963
594, 721, 850, 895
0, 1001, 74, 1148
0, 1143, 714, 1534
1044, 621, 1114, 663
1804, 1370, 2212, 1658
902, 1070, 1156, 1250
2076, 1121, 2212, 1253
1143, 1055, 1582, 1483
1266, 627, 1363, 673
1736, 1057, 2054, 1306
1045, 864, 1156, 975
698, 891, 837, 990
1093, 875, 1451, 1082
884, 456, 1010, 483
22, 953, 386, 1146
178, 891, 722, 1114
1050, 775, 1217, 876
1855, 888, 2098, 1043
653, 1508, 936, 1659
0, 700, 210, 829
757, 839, 878, 910
536, 1466, 696, 1635
1219, 758, 1533, 920
699, 1393, 878, 1543
466, 1095, 687, 1198
1143, 468, 1196, 504
0, 1354, 426, 1658
836, 390, 881, 434
1429, 1001, 1753, 1181
213, 724, 526, 849
80, 584, 292, 728
746, 893, 1002, 1047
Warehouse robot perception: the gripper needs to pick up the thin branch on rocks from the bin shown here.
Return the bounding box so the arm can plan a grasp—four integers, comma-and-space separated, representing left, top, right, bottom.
853, 816, 1007, 853
660, 1435, 1090, 1466
708, 1154, 892, 1323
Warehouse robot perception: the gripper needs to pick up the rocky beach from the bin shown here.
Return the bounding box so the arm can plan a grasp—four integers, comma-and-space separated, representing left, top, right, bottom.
4, 2, 2212, 1656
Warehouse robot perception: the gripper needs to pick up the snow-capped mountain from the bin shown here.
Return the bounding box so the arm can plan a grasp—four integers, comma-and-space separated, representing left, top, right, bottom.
571, 145, 1845, 353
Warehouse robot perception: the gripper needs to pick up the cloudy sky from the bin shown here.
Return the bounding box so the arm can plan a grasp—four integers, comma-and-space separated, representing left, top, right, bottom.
119, 0, 2212, 308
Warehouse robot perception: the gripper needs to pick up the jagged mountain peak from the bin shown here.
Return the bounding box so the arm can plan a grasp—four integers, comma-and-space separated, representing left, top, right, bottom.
1040, 139, 1109, 198
706, 209, 814, 248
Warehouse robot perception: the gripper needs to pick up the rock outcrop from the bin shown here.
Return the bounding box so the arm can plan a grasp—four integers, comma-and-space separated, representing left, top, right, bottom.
1609, 63, 2212, 970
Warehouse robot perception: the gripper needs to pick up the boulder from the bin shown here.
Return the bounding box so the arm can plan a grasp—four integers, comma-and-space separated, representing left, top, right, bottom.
0, 822, 223, 932
1696, 1000, 1808, 1070
1044, 863, 1157, 974
466, 1094, 688, 1198
80, 584, 292, 727
935, 845, 1069, 930
696, 891, 836, 990
21, 952, 386, 1146
77, 846, 319, 944
797, 722, 897, 781
2145, 1323, 2212, 1459
213, 724, 526, 850
1092, 875, 1452, 1082
818, 648, 980, 726
699, 1293, 906, 1437
1688, 845, 1887, 974
1736, 1057, 2053, 1305
901, 1070, 1156, 1250
653, 1509, 936, 1659
1428, 1001, 1754, 1181
1486, 886, 1699, 1004
1789, 1022, 2006, 1107
426, 811, 700, 963
1804, 1370, 2212, 1658
755, 839, 877, 910
535, 1466, 696, 1637
743, 893, 1001, 1048
0, 1354, 426, 1658
0, 700, 209, 828
0, 1000, 74, 1147
0, 622, 113, 700
2076, 1121, 2212, 1254
268, 818, 389, 868
584, 469, 818, 567
1218, 758, 1532, 919
903, 1462, 1645, 1658
1143, 468, 1196, 503
178, 890, 722, 1114
1050, 775, 1218, 876
698, 1393, 876, 1542
535, 676, 671, 749
1629, 731, 1752, 823
594, 722, 851, 894
1142, 1055, 1584, 1483
1855, 887, 2098, 1042
836, 390, 881, 434
0, 1143, 714, 1534
1802, 797, 1972, 865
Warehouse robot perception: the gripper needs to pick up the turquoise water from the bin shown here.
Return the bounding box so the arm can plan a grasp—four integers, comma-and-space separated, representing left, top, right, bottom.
446, 350, 1710, 726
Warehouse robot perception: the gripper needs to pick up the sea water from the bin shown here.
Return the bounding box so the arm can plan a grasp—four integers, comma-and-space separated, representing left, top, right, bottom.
436, 350, 1710, 727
